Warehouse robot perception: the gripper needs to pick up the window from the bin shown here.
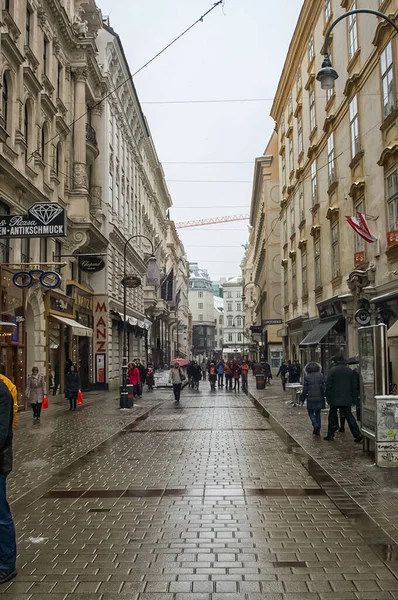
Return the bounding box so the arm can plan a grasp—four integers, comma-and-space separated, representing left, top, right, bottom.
228, 333, 233, 342
326, 51, 334, 102
309, 87, 316, 131
299, 183, 304, 222
227, 291, 232, 298
227, 302, 232, 311
236, 317, 242, 327
288, 138, 293, 174
324, 0, 331, 21
236, 303, 241, 311
308, 33, 314, 62
115, 181, 119, 213
283, 265, 288, 303
2, 73, 8, 128
302, 250, 308, 296
108, 172, 113, 205
199, 314, 203, 322
41, 126, 46, 161
227, 316, 233, 327
236, 290, 241, 298
26, 5, 32, 46
237, 333, 242, 342
292, 257, 297, 302
198, 291, 203, 298
387, 169, 398, 231
219, 316, 223, 325
298, 116, 303, 155
314, 234, 321, 288
43, 37, 48, 76
288, 93, 293, 116
198, 303, 203, 309
349, 94, 360, 158
24, 103, 29, 161
21, 237, 31, 263
280, 115, 285, 137
311, 161, 317, 206
331, 222, 340, 278
354, 198, 365, 252
283, 212, 287, 244
381, 42, 396, 119
327, 134, 336, 186
40, 238, 48, 263
290, 201, 295, 233
348, 1, 358, 60
281, 153, 286, 186
271, 349, 282, 369
297, 67, 302, 93
55, 142, 61, 176
57, 62, 62, 98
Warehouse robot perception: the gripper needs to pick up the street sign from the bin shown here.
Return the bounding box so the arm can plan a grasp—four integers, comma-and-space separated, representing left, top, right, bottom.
355, 309, 371, 326
262, 319, 283, 325
0, 203, 66, 238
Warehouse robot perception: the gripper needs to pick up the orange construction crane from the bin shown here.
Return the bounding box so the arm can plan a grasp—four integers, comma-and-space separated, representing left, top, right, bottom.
175, 214, 250, 229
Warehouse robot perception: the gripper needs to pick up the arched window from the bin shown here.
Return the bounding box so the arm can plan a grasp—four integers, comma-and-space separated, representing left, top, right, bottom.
2, 74, 8, 127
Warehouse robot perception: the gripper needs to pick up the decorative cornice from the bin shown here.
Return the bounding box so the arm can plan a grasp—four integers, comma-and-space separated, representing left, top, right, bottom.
343, 73, 361, 99
310, 224, 320, 237
378, 142, 398, 167
326, 206, 340, 220
298, 239, 307, 250
372, 11, 398, 48
349, 179, 365, 199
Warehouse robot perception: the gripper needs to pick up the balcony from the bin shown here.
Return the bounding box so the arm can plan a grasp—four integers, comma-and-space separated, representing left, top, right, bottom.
86, 123, 99, 164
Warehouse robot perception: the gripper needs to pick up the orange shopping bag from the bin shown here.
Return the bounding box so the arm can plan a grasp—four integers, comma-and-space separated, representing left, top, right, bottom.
42, 397, 48, 409
77, 391, 83, 405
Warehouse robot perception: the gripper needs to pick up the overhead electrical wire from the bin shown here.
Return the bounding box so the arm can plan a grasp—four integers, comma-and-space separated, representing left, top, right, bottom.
29, 0, 224, 161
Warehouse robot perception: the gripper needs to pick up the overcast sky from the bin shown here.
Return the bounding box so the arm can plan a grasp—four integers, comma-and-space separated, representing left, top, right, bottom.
98, 0, 303, 281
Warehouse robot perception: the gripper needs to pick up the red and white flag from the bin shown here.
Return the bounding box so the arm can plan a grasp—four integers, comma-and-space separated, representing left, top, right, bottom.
346, 213, 377, 243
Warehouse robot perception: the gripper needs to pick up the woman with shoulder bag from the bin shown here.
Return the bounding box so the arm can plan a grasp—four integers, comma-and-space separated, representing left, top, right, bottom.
26, 366, 46, 422
302, 362, 325, 436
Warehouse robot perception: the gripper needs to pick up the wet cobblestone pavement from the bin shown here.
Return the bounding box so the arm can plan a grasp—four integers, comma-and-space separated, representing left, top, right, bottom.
2, 384, 398, 598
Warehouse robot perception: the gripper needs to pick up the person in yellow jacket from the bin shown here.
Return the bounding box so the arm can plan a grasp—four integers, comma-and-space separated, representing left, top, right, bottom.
0, 375, 17, 431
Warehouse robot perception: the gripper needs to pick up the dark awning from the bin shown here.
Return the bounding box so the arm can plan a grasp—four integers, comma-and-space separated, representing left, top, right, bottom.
299, 317, 340, 348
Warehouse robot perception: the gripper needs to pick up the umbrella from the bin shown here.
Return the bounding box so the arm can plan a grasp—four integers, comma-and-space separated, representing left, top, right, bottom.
172, 358, 189, 367
346, 356, 359, 365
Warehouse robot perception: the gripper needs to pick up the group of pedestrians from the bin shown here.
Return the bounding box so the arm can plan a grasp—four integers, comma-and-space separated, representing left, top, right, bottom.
128, 359, 155, 397
276, 359, 301, 391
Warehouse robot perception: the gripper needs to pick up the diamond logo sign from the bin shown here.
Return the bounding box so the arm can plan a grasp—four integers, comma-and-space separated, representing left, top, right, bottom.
0, 202, 66, 239
29, 203, 63, 225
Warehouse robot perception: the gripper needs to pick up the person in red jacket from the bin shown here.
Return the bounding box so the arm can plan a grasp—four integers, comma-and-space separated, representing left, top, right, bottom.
128, 362, 140, 396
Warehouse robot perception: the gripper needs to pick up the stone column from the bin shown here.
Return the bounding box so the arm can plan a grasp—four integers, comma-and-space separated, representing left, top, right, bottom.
90, 102, 103, 211
73, 67, 88, 190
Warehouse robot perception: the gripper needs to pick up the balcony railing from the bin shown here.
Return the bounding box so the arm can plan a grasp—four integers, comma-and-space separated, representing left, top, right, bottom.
86, 123, 97, 147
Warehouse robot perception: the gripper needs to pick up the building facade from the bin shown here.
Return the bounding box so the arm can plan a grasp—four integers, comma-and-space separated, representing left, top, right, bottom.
222, 277, 250, 361
270, 0, 398, 381
213, 295, 224, 359
188, 262, 215, 359
242, 133, 283, 370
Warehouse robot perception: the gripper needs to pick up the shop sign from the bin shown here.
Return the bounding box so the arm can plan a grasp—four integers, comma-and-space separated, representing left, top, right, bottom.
263, 319, 283, 326
0, 203, 66, 238
354, 251, 365, 266
49, 294, 74, 316
94, 297, 108, 385
355, 309, 371, 326
250, 325, 262, 334
74, 289, 93, 312
78, 256, 105, 273
318, 299, 343, 320
387, 229, 398, 247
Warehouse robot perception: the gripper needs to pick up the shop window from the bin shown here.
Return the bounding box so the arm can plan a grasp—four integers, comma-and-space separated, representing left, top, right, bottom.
381, 41, 396, 119
349, 94, 360, 159
271, 349, 282, 369
348, 1, 358, 60
386, 168, 398, 232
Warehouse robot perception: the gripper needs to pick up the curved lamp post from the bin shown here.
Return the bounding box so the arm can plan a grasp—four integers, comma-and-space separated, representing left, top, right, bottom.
120, 234, 155, 409
317, 9, 398, 90
242, 282, 265, 361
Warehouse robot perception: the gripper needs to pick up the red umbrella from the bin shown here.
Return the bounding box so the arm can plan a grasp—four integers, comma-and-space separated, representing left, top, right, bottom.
172, 358, 189, 367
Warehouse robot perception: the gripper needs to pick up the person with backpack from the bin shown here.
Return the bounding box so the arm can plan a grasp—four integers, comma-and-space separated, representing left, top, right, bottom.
208, 363, 217, 391
217, 360, 225, 388
169, 363, 185, 403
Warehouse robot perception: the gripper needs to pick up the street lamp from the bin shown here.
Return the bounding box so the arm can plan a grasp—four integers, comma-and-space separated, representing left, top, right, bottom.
120, 234, 155, 409
242, 282, 265, 361
317, 9, 398, 90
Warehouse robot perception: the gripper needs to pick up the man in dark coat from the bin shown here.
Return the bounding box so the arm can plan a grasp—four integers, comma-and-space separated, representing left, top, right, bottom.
0, 379, 17, 584
324, 356, 362, 442
302, 362, 324, 435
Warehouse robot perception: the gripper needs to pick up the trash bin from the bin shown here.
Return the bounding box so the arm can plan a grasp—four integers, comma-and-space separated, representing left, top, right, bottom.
256, 374, 265, 390
127, 384, 135, 407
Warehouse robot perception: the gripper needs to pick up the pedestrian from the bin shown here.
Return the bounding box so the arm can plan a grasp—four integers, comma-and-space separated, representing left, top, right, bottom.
217, 360, 224, 387
26, 366, 46, 422
324, 356, 362, 442
301, 362, 325, 436
128, 362, 140, 398
294, 360, 302, 382
146, 365, 155, 391
277, 362, 288, 391
287, 360, 299, 383
62, 358, 73, 398
241, 360, 249, 390
233, 362, 241, 392
187, 360, 195, 388
0, 374, 17, 584
208, 363, 217, 391
169, 362, 184, 403
201, 359, 207, 381
65, 365, 80, 411
263, 361, 271, 384
224, 361, 233, 390
137, 360, 147, 398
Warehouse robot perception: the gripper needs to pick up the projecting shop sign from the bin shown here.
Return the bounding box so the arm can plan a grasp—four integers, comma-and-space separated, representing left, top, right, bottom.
0, 203, 66, 238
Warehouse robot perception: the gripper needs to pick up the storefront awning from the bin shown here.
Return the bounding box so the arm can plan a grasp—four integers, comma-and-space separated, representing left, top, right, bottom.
299, 317, 340, 348
52, 315, 93, 338
388, 321, 398, 338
